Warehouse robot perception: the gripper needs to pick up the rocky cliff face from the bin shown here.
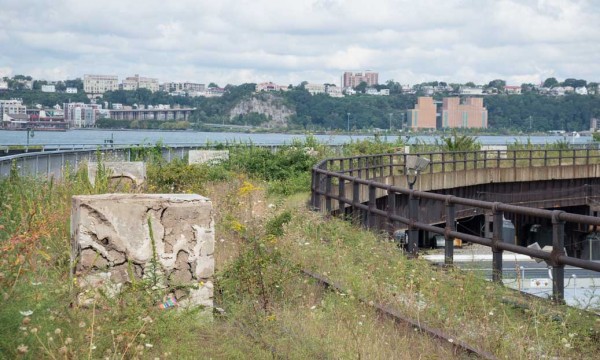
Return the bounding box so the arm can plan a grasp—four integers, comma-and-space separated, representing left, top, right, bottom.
229, 93, 295, 127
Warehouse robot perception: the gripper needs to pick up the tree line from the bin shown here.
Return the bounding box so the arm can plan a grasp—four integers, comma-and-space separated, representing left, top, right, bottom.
2, 82, 599, 132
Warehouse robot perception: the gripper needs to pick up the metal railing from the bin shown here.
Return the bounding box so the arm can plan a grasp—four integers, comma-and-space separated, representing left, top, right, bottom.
0, 143, 339, 179
0, 145, 214, 179
311, 149, 600, 302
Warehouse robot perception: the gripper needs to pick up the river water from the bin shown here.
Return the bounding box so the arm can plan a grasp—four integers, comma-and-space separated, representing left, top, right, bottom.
0, 129, 592, 146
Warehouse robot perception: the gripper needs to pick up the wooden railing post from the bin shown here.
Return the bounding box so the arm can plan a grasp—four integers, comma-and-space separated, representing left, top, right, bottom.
492, 205, 504, 283
352, 180, 361, 224
358, 157, 363, 179
551, 210, 566, 303
445, 198, 456, 266
387, 187, 397, 235
368, 183, 377, 229
408, 189, 419, 256
338, 177, 345, 218
311, 171, 320, 210
325, 174, 332, 213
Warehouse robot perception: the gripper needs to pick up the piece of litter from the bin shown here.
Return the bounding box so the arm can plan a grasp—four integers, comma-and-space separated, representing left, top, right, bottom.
19, 310, 33, 316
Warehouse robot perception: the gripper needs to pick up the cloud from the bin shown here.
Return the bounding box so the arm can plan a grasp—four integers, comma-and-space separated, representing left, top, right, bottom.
0, 0, 598, 85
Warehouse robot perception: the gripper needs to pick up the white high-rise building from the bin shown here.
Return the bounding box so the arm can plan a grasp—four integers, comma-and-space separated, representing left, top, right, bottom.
121, 74, 159, 92
63, 102, 108, 128
84, 74, 119, 94
0, 99, 27, 114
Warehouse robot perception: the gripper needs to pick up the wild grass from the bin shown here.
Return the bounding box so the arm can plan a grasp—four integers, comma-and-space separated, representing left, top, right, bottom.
1, 140, 600, 358
277, 208, 600, 358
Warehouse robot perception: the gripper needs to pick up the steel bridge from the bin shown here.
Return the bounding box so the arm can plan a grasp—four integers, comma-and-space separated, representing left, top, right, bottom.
311, 148, 600, 302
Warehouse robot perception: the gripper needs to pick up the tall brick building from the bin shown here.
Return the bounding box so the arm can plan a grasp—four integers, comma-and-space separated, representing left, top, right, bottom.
442, 97, 487, 129
341, 71, 379, 88
407, 96, 488, 129
407, 97, 437, 129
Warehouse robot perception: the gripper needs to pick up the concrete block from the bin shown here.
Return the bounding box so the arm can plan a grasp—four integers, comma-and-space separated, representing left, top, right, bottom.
88, 161, 146, 189
482, 145, 507, 159
188, 150, 229, 165
71, 194, 214, 311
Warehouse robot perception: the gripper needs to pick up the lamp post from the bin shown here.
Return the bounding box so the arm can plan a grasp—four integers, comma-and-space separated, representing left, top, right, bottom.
26, 127, 34, 151
405, 155, 430, 256
347, 112, 351, 133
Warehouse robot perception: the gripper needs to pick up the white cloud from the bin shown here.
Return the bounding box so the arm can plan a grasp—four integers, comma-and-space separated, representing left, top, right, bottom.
0, 0, 598, 85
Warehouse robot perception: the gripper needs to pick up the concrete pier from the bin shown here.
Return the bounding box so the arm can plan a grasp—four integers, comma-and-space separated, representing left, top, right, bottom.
70, 193, 214, 311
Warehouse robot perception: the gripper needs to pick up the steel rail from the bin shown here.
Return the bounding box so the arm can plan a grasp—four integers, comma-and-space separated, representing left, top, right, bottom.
311, 149, 600, 301
302, 269, 497, 359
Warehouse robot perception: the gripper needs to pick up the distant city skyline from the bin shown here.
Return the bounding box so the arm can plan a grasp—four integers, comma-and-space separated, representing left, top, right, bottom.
1, 1, 599, 86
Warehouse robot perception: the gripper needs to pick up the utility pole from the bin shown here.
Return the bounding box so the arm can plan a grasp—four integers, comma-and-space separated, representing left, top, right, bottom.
389, 113, 393, 131
347, 112, 350, 133
529, 116, 532, 132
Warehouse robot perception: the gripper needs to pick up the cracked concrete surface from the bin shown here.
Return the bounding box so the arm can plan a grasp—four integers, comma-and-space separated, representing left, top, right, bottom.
71, 193, 214, 310
87, 161, 146, 189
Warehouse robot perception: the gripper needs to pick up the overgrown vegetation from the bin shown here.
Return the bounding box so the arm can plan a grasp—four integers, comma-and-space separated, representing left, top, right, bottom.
1, 140, 600, 358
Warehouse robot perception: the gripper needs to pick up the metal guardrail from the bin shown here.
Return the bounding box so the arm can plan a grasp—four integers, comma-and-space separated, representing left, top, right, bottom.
1, 142, 313, 152
0, 143, 343, 179
0, 145, 217, 179
311, 149, 600, 302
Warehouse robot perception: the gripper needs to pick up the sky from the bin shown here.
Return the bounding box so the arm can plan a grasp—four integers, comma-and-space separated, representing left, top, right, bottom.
0, 0, 598, 87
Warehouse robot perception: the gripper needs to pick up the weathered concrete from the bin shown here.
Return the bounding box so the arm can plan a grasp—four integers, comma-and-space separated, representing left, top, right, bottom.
71, 194, 214, 311
88, 161, 146, 189
188, 150, 229, 165
481, 145, 508, 159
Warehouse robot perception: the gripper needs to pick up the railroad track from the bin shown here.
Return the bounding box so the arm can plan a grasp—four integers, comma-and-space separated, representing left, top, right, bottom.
301, 269, 497, 360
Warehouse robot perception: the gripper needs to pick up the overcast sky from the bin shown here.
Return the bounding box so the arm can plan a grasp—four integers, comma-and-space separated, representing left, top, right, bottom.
0, 0, 598, 87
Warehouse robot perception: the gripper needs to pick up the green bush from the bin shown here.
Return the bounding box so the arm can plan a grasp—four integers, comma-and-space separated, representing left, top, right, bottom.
146, 158, 232, 193
265, 210, 293, 237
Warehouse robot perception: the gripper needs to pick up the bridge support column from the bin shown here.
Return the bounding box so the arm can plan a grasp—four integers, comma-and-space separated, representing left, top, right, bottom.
551, 211, 565, 303
408, 190, 419, 256
492, 208, 503, 283
445, 199, 455, 265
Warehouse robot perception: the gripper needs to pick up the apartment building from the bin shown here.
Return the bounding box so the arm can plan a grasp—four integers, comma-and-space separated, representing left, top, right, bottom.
442, 97, 487, 129
84, 74, 119, 94
325, 85, 343, 97
121, 74, 159, 92
162, 82, 206, 94
305, 83, 326, 95
407, 97, 437, 129
0, 99, 27, 115
63, 102, 108, 128
341, 71, 379, 88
